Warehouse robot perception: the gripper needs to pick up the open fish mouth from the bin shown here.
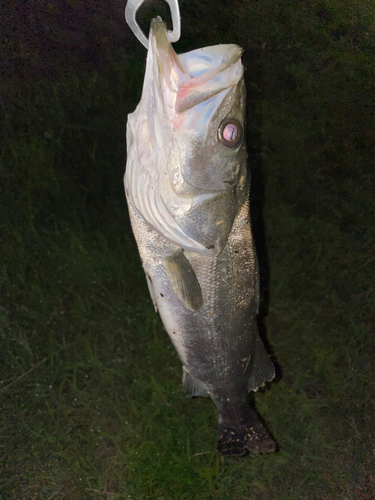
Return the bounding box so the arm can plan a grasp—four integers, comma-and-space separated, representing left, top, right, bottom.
150, 17, 244, 117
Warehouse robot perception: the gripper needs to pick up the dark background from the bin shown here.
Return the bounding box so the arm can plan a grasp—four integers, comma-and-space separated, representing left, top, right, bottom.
1, 0, 374, 498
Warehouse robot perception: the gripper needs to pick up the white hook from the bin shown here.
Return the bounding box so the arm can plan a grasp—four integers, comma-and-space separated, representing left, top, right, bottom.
125, 0, 181, 50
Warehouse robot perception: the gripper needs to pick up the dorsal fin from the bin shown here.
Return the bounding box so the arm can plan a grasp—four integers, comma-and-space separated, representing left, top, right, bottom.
247, 335, 275, 392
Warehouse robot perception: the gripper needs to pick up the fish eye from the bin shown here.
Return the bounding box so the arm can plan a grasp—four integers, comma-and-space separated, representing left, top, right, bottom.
218, 119, 243, 149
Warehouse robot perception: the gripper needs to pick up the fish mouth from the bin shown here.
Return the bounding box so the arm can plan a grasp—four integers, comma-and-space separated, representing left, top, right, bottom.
150, 17, 243, 114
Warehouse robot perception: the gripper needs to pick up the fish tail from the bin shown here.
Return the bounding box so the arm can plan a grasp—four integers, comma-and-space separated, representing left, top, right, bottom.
217, 410, 275, 457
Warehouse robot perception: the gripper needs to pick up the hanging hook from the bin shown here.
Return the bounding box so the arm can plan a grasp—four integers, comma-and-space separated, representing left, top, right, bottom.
125, 0, 181, 50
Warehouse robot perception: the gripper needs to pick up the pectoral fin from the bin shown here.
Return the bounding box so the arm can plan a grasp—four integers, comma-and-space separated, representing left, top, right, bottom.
164, 249, 203, 311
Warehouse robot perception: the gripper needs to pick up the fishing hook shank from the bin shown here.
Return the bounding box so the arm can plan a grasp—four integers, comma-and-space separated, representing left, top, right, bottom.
125, 0, 181, 49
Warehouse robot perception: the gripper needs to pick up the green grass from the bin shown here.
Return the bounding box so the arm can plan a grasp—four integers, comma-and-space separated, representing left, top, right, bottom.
1, 0, 374, 498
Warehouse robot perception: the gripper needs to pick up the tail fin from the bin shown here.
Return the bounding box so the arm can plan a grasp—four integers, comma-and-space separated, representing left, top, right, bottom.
217, 410, 275, 457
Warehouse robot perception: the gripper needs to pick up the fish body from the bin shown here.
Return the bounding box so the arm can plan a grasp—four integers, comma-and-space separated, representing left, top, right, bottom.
125, 18, 275, 456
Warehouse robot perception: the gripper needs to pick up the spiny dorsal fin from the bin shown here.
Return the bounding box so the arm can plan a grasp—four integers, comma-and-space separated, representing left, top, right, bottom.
164, 250, 203, 311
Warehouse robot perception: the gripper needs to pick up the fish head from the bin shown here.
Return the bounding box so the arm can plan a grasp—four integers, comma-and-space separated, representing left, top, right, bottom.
151, 18, 247, 194
126, 18, 248, 255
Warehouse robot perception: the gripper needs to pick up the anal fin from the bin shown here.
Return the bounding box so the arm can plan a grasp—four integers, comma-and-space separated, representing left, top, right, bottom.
182, 367, 209, 398
164, 249, 203, 311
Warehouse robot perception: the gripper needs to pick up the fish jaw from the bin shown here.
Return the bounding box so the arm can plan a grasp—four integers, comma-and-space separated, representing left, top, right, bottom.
149, 17, 244, 120
125, 18, 248, 255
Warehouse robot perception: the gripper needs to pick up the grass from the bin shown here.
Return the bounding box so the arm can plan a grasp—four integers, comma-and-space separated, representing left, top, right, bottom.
1, 0, 374, 498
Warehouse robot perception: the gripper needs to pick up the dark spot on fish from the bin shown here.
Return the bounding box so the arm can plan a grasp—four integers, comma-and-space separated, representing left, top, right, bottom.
160, 293, 164, 297
216, 325, 221, 332
234, 250, 239, 254
172, 331, 176, 334
147, 275, 153, 284
206, 244, 214, 249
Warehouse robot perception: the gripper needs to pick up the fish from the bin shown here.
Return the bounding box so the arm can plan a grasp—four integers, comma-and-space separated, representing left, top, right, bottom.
124, 17, 275, 456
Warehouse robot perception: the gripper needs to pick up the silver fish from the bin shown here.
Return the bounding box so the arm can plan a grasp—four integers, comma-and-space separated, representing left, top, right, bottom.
125, 18, 275, 456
